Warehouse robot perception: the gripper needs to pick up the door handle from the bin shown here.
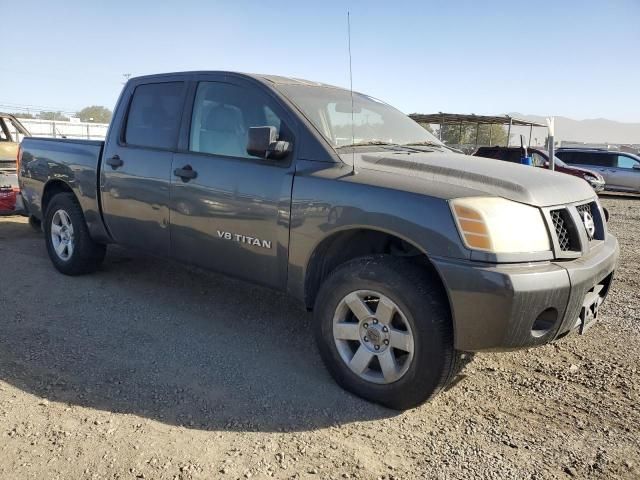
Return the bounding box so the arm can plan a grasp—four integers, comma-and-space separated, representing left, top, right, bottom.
106, 155, 123, 169
174, 165, 198, 181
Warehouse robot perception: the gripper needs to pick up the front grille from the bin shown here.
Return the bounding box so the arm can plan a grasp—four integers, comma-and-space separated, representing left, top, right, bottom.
576, 202, 592, 219
551, 209, 572, 251
548, 201, 603, 256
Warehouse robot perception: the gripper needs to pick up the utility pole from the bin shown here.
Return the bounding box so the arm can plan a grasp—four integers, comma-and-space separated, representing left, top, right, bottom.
122, 73, 131, 85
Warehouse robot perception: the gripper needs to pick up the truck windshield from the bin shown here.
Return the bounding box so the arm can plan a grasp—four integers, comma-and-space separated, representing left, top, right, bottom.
276, 84, 443, 149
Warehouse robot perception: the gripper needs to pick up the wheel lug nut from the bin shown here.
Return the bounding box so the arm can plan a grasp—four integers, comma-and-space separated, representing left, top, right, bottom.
364, 336, 369, 342
382, 326, 388, 333
374, 345, 380, 351
384, 339, 389, 345
363, 323, 368, 329
373, 319, 378, 324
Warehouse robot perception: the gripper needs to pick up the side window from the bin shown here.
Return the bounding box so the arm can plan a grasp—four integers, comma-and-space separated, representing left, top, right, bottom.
124, 82, 184, 149
189, 82, 288, 159
616, 155, 639, 169
575, 153, 613, 167
578, 153, 598, 166
598, 154, 617, 167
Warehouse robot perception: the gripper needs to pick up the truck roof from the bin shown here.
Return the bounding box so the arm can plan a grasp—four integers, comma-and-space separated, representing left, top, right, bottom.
129, 71, 343, 89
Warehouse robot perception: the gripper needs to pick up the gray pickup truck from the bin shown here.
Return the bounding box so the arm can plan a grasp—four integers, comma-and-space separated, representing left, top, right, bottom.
19, 71, 618, 409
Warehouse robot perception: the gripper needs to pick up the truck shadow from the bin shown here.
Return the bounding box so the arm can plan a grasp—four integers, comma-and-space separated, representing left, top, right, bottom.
0, 219, 395, 432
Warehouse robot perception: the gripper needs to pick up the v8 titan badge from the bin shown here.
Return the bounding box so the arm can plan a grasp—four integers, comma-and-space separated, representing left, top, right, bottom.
217, 230, 272, 249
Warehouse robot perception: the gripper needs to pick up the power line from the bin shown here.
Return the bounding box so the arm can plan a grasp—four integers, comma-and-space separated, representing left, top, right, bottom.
0, 102, 78, 115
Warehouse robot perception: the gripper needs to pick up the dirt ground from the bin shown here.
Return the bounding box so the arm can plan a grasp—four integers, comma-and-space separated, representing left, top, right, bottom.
0, 194, 638, 480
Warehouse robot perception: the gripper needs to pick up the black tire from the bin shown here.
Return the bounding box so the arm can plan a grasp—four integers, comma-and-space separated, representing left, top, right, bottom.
44, 193, 106, 275
28, 215, 42, 231
314, 255, 461, 410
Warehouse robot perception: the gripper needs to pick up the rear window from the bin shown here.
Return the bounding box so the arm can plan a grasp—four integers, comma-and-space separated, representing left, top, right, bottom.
124, 82, 184, 149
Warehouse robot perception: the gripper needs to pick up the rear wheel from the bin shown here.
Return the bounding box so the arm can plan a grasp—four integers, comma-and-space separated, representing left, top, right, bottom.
44, 193, 106, 275
314, 255, 461, 410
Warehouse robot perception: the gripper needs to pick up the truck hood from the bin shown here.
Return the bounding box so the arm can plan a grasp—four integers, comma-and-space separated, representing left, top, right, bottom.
351, 150, 595, 207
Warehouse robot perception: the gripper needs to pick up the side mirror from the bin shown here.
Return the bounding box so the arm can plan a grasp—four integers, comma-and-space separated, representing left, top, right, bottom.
247, 126, 291, 160
633, 163, 640, 170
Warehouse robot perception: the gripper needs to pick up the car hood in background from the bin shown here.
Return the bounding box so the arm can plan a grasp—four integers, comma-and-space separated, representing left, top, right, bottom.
559, 164, 605, 181
351, 150, 595, 208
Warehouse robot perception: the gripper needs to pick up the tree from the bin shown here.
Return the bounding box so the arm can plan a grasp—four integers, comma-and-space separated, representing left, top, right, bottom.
76, 106, 112, 123
436, 123, 508, 148
416, 122, 436, 135
38, 111, 70, 121
9, 112, 35, 119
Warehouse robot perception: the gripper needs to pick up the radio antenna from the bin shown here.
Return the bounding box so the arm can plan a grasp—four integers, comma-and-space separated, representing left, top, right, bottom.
347, 11, 356, 175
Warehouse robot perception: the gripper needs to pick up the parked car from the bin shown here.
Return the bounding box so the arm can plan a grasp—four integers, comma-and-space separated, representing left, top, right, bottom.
0, 114, 30, 213
0, 114, 30, 172
473, 146, 605, 192
18, 71, 618, 410
556, 148, 640, 193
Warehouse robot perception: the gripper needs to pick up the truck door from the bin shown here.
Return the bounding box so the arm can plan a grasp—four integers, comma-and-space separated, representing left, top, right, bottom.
169, 78, 296, 288
101, 80, 187, 256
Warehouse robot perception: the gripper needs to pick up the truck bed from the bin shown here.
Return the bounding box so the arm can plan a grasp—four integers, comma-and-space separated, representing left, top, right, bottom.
19, 136, 108, 239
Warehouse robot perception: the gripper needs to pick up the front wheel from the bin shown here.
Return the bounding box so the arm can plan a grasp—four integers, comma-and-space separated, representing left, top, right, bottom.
314, 255, 462, 410
44, 193, 106, 275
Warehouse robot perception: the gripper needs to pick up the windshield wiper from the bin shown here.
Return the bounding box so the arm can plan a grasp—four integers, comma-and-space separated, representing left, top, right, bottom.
402, 141, 445, 148
337, 140, 400, 148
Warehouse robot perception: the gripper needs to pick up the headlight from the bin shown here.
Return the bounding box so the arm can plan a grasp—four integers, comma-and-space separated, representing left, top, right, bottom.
450, 197, 551, 253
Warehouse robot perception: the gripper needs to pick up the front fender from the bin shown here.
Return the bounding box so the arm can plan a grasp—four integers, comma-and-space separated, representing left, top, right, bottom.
286, 161, 469, 302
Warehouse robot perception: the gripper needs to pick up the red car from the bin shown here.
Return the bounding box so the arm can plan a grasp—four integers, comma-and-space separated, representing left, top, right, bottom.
0, 175, 19, 214
473, 146, 605, 192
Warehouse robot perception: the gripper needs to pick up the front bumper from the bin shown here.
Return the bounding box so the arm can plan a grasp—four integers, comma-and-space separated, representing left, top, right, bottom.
432, 234, 619, 352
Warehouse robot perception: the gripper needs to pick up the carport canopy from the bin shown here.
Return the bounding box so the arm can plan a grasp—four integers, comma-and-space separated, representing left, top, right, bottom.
409, 113, 546, 128
408, 113, 547, 148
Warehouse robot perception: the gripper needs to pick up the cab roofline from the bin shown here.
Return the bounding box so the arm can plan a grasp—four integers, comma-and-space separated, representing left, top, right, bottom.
127, 71, 344, 89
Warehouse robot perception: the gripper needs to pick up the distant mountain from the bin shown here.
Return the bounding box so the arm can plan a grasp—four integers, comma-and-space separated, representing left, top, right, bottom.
509, 113, 640, 145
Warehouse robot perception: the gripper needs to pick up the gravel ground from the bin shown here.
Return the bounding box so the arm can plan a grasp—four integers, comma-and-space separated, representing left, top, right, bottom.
0, 194, 638, 480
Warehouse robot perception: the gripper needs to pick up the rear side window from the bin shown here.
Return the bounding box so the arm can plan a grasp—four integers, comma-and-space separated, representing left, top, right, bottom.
590, 153, 615, 167
125, 82, 184, 149
563, 152, 614, 167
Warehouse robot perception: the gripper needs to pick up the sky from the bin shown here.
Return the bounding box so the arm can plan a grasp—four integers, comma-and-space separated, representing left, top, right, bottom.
1, 0, 639, 122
